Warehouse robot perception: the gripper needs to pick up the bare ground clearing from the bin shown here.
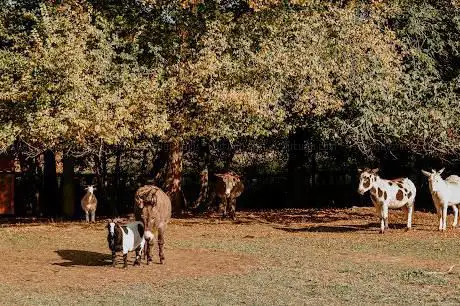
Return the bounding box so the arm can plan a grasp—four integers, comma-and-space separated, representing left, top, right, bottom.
1, 207, 460, 305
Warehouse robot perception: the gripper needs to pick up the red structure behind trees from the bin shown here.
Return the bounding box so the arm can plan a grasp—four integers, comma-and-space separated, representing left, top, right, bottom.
0, 156, 15, 215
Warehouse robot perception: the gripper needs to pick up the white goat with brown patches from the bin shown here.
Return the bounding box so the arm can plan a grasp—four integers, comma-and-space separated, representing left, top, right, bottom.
422, 168, 460, 231
358, 168, 416, 233
81, 185, 97, 223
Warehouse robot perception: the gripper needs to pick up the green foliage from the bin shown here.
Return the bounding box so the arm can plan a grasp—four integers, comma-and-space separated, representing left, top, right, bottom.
1, 0, 459, 164
202, 4, 402, 140
332, 0, 460, 159
0, 2, 169, 154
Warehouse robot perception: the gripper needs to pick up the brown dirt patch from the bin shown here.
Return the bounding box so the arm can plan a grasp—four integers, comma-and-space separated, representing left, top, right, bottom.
0, 223, 257, 292
1, 206, 460, 297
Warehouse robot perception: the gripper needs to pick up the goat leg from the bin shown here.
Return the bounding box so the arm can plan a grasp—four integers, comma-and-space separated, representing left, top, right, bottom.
383, 205, 389, 230
379, 217, 385, 234
91, 210, 96, 223
112, 251, 116, 267
85, 211, 89, 223
134, 248, 141, 266
453, 205, 458, 228
442, 205, 448, 231
158, 227, 165, 264
146, 241, 153, 265
229, 198, 236, 221
123, 253, 128, 268
221, 198, 228, 219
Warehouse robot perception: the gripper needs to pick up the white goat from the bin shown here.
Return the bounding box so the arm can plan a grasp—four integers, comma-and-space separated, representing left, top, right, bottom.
107, 220, 145, 268
81, 185, 97, 222
422, 168, 460, 231
358, 168, 416, 233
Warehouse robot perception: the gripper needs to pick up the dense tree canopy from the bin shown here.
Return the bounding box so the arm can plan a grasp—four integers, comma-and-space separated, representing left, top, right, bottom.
2, 0, 457, 156
0, 2, 169, 155
0, 0, 459, 215
332, 0, 460, 159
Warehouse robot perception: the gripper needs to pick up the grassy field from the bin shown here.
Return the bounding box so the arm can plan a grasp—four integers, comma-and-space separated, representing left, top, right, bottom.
1, 207, 460, 305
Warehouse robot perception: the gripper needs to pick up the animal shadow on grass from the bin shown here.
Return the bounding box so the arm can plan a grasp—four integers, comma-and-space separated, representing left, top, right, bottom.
54, 250, 112, 267
274, 224, 369, 233
274, 222, 410, 233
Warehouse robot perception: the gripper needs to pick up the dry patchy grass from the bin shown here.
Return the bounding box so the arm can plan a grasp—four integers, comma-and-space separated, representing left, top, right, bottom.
1, 207, 460, 305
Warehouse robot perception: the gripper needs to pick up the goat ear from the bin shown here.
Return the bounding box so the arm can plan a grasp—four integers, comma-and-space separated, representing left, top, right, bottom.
371, 168, 379, 174
439, 168, 445, 174
422, 170, 431, 177
357, 168, 363, 173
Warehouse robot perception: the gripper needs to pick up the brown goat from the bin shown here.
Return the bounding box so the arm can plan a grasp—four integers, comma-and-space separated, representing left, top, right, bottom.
81, 185, 97, 222
214, 171, 244, 220
134, 185, 171, 264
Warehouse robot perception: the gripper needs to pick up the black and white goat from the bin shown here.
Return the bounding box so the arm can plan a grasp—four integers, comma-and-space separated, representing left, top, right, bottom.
107, 220, 146, 268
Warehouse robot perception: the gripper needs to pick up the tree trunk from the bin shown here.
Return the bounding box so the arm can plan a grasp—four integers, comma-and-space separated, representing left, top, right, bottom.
43, 150, 58, 218
15, 144, 37, 216
62, 155, 75, 218
94, 145, 109, 216
309, 149, 317, 207
192, 139, 211, 211
140, 149, 149, 184
113, 148, 122, 215
150, 144, 169, 188
222, 138, 235, 171
287, 128, 307, 208
166, 139, 186, 217
35, 154, 44, 216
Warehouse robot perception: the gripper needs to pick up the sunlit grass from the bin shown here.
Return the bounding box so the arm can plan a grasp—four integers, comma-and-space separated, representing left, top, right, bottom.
1, 208, 460, 305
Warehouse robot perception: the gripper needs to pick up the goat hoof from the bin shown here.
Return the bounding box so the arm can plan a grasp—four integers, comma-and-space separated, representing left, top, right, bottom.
379, 230, 384, 234
405, 227, 410, 232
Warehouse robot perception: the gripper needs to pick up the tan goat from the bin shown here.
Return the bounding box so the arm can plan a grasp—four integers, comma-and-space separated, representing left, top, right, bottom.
81, 185, 97, 223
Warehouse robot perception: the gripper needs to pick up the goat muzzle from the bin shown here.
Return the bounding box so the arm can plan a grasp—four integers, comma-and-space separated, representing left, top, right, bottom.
144, 231, 154, 241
